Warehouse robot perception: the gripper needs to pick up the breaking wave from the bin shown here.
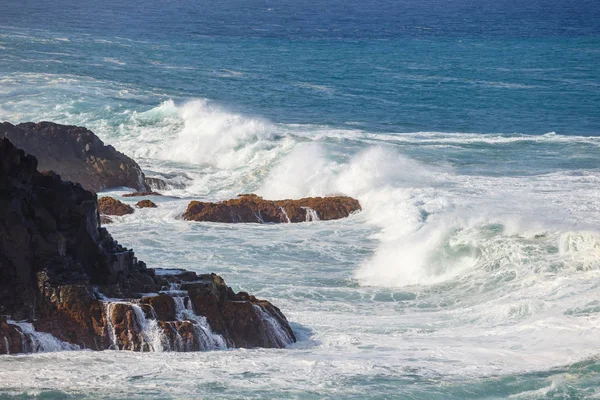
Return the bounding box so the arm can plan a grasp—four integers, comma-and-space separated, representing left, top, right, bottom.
3, 93, 599, 291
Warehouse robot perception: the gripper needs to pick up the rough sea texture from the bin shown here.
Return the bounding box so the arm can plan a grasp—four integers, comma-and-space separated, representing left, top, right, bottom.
1, 0, 599, 398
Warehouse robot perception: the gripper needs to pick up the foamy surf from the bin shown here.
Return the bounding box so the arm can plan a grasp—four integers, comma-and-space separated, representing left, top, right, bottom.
2, 92, 600, 399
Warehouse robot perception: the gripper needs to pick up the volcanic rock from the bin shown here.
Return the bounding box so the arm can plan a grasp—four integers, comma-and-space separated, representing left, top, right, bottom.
135, 199, 158, 208
183, 194, 361, 223
98, 196, 134, 216
0, 121, 149, 193
0, 138, 295, 354
140, 294, 176, 321
123, 191, 162, 197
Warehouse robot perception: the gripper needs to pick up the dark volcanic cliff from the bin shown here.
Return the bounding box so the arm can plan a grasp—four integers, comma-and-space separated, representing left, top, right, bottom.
0, 121, 150, 193
0, 138, 295, 354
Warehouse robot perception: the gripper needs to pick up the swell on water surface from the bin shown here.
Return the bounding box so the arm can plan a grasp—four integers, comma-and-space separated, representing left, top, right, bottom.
2, 93, 600, 287
2, 91, 600, 396
1, 4, 600, 394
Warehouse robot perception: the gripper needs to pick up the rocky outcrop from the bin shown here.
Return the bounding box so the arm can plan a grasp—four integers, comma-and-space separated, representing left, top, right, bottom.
183, 194, 361, 223
98, 196, 134, 216
123, 191, 162, 197
136, 199, 157, 208
0, 138, 295, 354
0, 121, 149, 193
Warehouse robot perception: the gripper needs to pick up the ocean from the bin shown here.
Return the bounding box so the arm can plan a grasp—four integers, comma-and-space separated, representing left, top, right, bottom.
1, 0, 600, 398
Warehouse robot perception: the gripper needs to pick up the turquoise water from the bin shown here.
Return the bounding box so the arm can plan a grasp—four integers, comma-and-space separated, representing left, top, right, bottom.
1, 1, 600, 398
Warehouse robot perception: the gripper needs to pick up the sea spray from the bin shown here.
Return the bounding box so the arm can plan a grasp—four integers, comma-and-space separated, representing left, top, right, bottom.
123, 99, 279, 169
171, 293, 227, 350
252, 305, 294, 348
302, 207, 320, 222
103, 301, 166, 352
280, 207, 291, 223
8, 321, 79, 353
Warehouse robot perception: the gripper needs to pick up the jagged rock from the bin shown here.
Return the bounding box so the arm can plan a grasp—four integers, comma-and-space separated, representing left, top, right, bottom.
159, 321, 199, 351
98, 196, 134, 216
136, 199, 158, 208
0, 121, 149, 193
182, 275, 296, 348
123, 191, 162, 197
140, 294, 175, 321
100, 215, 113, 225
0, 138, 295, 354
183, 193, 361, 223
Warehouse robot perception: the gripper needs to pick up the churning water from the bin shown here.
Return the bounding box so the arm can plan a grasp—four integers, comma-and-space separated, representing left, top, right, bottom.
1, 0, 599, 398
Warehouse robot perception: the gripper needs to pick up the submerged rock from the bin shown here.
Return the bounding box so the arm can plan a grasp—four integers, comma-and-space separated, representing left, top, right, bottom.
0, 121, 149, 193
123, 191, 162, 197
98, 196, 134, 216
0, 138, 295, 354
136, 199, 158, 208
183, 193, 361, 223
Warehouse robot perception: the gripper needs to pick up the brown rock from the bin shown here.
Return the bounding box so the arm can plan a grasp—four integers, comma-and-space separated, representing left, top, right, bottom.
123, 191, 162, 197
182, 274, 296, 348
183, 194, 361, 223
0, 121, 149, 193
140, 294, 176, 321
98, 196, 134, 216
135, 199, 158, 208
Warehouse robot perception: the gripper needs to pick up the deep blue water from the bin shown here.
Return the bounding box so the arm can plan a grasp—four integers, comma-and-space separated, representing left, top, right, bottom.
1, 1, 600, 399
1, 0, 599, 134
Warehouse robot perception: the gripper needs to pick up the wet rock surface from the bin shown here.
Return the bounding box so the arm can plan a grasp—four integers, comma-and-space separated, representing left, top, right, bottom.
136, 199, 158, 208
0, 121, 149, 193
183, 193, 361, 223
123, 191, 162, 197
98, 196, 135, 216
0, 138, 295, 354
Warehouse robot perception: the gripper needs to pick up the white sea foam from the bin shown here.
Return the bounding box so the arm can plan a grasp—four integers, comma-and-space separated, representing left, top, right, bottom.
2, 90, 600, 394
7, 321, 79, 353
117, 99, 272, 167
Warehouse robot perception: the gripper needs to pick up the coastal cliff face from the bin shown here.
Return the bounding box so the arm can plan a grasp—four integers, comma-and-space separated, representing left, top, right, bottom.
0, 121, 150, 193
184, 194, 361, 223
0, 138, 295, 354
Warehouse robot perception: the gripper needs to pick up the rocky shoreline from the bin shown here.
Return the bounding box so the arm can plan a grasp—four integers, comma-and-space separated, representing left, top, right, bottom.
0, 121, 362, 354
0, 137, 295, 354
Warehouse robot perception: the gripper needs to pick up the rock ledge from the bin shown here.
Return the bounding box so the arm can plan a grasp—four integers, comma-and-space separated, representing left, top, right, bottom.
183, 194, 361, 223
